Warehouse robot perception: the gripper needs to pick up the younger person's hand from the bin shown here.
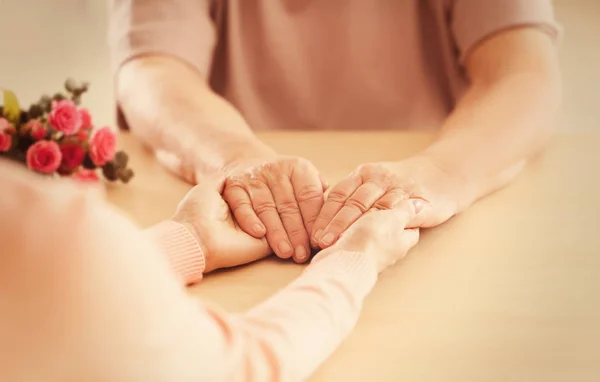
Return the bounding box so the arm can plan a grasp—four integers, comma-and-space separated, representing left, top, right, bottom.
320, 200, 421, 273
172, 184, 271, 273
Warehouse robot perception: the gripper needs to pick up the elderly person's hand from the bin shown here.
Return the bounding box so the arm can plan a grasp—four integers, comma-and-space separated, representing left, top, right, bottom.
311, 155, 470, 249
221, 156, 327, 263
172, 184, 272, 273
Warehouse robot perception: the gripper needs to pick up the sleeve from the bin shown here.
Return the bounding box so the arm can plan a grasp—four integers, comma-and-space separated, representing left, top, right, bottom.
145, 220, 207, 286
0, 162, 377, 381
107, 0, 217, 77
449, 0, 563, 62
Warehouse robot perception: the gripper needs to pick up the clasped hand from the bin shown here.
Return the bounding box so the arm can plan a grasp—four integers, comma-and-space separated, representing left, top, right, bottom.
173, 154, 465, 273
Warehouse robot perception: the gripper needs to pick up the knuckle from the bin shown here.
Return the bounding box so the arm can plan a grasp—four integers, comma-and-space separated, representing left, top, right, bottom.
225, 176, 245, 188
345, 197, 370, 214
262, 161, 282, 174
327, 189, 349, 204
247, 177, 267, 190
314, 211, 334, 224
254, 201, 278, 216
277, 200, 301, 215
296, 185, 323, 203
286, 225, 308, 240
373, 198, 396, 210
356, 162, 381, 175
229, 198, 252, 212
327, 218, 348, 232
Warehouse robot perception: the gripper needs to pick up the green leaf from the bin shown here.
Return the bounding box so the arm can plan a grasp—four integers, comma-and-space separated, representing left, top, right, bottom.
1, 89, 21, 123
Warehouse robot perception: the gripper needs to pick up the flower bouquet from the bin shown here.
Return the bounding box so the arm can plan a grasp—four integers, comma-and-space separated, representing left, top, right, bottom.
0, 79, 134, 183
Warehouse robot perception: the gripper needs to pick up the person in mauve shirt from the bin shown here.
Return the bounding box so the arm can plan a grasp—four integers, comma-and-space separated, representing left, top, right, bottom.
109, 1, 562, 263
0, 160, 420, 381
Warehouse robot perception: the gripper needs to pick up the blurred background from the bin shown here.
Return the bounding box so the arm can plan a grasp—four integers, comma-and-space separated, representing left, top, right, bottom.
0, 0, 598, 130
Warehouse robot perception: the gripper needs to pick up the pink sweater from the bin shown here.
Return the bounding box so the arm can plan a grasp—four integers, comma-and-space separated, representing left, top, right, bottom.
109, 0, 560, 132
0, 161, 377, 381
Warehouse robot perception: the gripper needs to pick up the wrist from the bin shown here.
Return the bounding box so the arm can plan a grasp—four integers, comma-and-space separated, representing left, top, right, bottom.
221, 145, 278, 175
411, 151, 478, 210
201, 144, 278, 191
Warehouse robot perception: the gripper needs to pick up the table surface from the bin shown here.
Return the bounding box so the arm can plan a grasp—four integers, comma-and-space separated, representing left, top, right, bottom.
108, 131, 600, 382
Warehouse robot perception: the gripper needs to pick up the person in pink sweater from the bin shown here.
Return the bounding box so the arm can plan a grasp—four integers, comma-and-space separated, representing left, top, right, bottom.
0, 160, 419, 381
109, 1, 563, 264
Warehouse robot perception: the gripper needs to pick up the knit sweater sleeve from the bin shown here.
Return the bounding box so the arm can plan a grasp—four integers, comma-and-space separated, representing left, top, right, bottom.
142, 220, 378, 381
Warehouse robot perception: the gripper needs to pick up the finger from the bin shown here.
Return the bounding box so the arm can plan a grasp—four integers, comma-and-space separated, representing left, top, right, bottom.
223, 183, 266, 238
267, 175, 311, 263
348, 199, 419, 236
290, 165, 325, 242
319, 173, 329, 191
405, 199, 428, 228
311, 175, 362, 247
372, 188, 408, 210
246, 180, 294, 259
397, 228, 420, 259
317, 182, 386, 248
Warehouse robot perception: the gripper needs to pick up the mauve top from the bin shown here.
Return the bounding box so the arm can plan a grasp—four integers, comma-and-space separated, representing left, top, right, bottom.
109, 0, 561, 132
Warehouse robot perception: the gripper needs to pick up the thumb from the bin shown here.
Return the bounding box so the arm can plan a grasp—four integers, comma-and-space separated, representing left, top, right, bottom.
406, 198, 430, 228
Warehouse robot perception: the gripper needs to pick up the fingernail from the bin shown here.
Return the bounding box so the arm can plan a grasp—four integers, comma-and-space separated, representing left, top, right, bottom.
295, 246, 308, 262
279, 241, 292, 255
313, 229, 324, 242
412, 199, 425, 214
320, 232, 336, 246
252, 224, 265, 235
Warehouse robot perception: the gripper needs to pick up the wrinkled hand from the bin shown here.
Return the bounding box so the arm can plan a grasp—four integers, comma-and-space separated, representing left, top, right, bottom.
318, 204, 421, 273
172, 184, 271, 273
312, 155, 466, 249
222, 156, 327, 263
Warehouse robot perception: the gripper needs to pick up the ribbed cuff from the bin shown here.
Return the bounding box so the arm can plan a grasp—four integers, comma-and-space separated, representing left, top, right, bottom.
146, 220, 206, 285
306, 250, 378, 297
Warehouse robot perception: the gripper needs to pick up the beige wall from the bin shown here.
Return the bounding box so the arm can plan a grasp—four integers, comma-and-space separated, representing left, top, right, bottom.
0, 0, 598, 130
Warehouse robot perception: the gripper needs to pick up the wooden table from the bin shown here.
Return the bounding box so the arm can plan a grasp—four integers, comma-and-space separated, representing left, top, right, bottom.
108, 131, 600, 382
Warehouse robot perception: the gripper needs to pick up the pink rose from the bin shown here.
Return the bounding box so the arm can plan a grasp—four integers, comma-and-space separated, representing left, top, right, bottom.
60, 143, 85, 169
79, 108, 92, 129
89, 127, 117, 166
0, 132, 12, 152
72, 169, 99, 182
26, 140, 62, 174
24, 120, 47, 140
49, 99, 81, 135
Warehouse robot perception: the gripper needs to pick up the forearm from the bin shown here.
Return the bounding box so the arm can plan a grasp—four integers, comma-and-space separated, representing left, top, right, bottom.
236, 249, 377, 380
1, 162, 378, 381
422, 72, 560, 206
145, 219, 377, 380
117, 56, 276, 184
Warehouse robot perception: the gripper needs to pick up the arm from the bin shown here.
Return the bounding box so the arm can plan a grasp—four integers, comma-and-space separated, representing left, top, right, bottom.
0, 163, 376, 381
310, 23, 563, 246
108, 0, 275, 185
421, 24, 562, 209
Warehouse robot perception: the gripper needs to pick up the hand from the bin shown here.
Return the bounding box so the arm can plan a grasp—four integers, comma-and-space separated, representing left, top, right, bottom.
319, 203, 421, 273
222, 156, 327, 263
312, 155, 467, 249
172, 184, 271, 273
